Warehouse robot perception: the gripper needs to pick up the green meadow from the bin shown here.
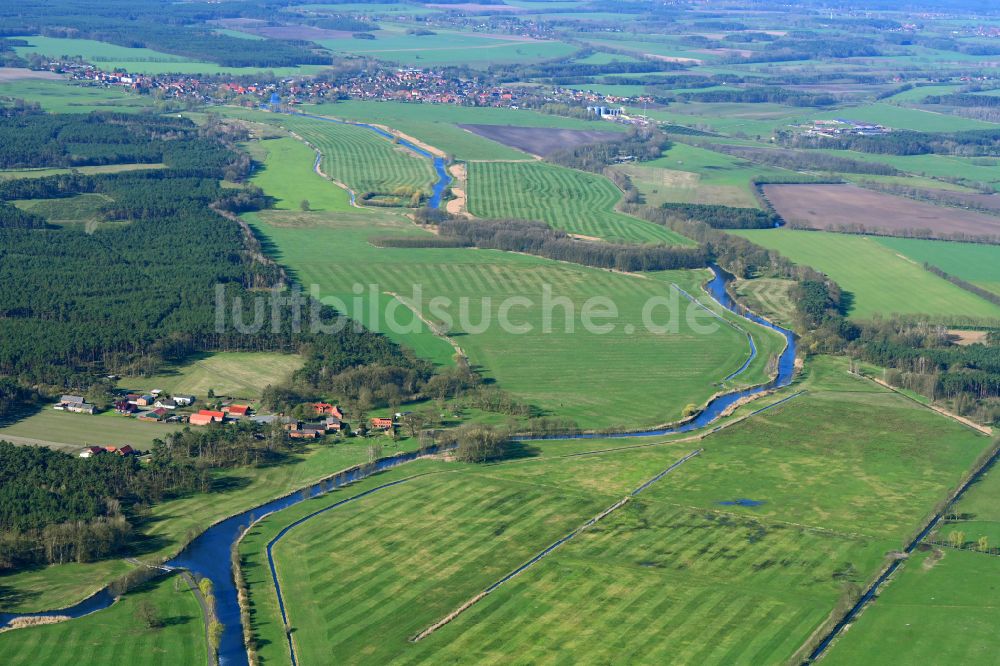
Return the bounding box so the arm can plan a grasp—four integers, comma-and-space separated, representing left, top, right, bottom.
0, 409, 182, 452
241, 131, 778, 429
622, 141, 792, 207
813, 102, 997, 132
276, 115, 438, 197
0, 80, 150, 114
239, 356, 990, 665
0, 574, 207, 666
302, 101, 627, 160
731, 230, 1000, 320
116, 351, 304, 400
823, 549, 1000, 665
241, 136, 353, 212
466, 160, 692, 244
874, 237, 1000, 296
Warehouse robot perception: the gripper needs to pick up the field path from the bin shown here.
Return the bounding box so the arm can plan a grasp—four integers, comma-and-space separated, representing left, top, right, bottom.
383, 290, 467, 362
410, 448, 704, 642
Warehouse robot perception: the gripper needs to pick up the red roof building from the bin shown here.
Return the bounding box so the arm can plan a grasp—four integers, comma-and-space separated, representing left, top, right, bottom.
198, 410, 226, 422
189, 413, 215, 426
312, 403, 344, 419
225, 404, 251, 417
370, 417, 394, 430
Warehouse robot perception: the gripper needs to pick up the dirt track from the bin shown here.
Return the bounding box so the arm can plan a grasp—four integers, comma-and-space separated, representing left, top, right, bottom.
764, 184, 1000, 238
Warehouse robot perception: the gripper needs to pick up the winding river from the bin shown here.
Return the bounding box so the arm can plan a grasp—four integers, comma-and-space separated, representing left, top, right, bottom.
0, 114, 802, 664
0, 266, 798, 664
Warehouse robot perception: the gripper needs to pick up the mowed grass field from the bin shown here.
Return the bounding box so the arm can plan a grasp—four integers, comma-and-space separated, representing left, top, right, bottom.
0, 80, 151, 114
302, 101, 627, 161
242, 134, 773, 429
621, 142, 792, 208
243, 137, 353, 212
731, 230, 1000, 320
247, 207, 754, 429
241, 356, 991, 665
466, 160, 692, 244
0, 574, 207, 666
116, 351, 304, 400
874, 237, 1000, 297
0, 409, 182, 452
276, 115, 438, 196
823, 549, 1000, 665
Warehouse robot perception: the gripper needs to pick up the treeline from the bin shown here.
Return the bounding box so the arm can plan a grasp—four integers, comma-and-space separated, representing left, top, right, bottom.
676, 87, 837, 107
699, 141, 900, 175
0, 441, 200, 568
0, 201, 46, 229
657, 203, 780, 230
547, 127, 670, 173
782, 127, 1000, 157
923, 264, 1000, 308
924, 93, 1000, 108
434, 217, 707, 272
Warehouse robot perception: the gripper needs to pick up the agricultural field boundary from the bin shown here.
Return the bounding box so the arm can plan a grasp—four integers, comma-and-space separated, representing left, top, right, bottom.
409, 448, 703, 643
862, 374, 993, 435
287, 130, 360, 207
264, 471, 446, 666
802, 438, 1000, 663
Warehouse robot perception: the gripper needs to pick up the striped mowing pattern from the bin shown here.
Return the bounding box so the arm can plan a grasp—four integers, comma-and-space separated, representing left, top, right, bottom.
466, 160, 692, 245
397, 504, 882, 665
0, 574, 206, 666
267, 473, 611, 666
280, 115, 437, 196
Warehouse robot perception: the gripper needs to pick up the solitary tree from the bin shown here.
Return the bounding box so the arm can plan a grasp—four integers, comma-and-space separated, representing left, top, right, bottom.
948, 530, 965, 549
137, 600, 163, 629
978, 536, 990, 553
300, 199, 311, 212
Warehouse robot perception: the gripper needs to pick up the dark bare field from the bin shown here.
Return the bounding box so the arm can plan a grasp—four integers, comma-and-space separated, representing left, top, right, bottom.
764, 184, 1000, 239
458, 124, 621, 157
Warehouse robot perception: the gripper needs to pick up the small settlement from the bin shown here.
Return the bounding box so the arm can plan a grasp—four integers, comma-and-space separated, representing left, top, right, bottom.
67, 389, 400, 458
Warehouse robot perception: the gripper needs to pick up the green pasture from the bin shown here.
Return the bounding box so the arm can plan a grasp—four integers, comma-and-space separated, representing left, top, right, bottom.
874, 237, 1000, 293
466, 160, 691, 244
823, 549, 1000, 665
303, 101, 627, 160
813, 102, 996, 132
731, 230, 1000, 320
245, 206, 760, 429
934, 460, 1000, 551
626, 141, 791, 207
240, 355, 990, 664
0, 409, 182, 452
0, 163, 165, 180
243, 136, 353, 211
0, 574, 207, 666
813, 150, 1000, 191
116, 351, 304, 400
14, 193, 111, 227
733, 277, 797, 326
0, 80, 150, 114
277, 115, 438, 197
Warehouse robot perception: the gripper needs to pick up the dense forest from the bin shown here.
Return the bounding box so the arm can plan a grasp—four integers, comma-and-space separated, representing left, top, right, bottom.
0, 109, 431, 409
